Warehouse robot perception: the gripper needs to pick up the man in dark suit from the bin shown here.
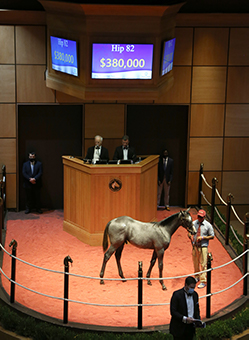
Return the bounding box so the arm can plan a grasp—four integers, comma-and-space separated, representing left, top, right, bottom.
157, 149, 173, 210
113, 135, 136, 161
22, 152, 43, 214
85, 135, 109, 163
170, 276, 201, 340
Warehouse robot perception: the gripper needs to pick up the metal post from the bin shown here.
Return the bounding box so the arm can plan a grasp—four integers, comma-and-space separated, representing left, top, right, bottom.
9, 239, 17, 303
243, 213, 249, 296
210, 178, 217, 225
198, 163, 204, 208
206, 252, 213, 318
63, 255, 73, 324
138, 261, 143, 330
225, 194, 233, 245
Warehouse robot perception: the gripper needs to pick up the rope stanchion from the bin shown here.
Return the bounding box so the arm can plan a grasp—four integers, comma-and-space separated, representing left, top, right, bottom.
211, 178, 218, 225
206, 252, 213, 318
198, 163, 204, 208
225, 194, 233, 245
138, 261, 143, 330
63, 255, 73, 324
243, 213, 249, 296
9, 239, 17, 303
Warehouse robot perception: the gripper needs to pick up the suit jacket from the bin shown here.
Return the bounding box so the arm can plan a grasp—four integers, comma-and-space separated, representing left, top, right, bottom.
158, 156, 173, 183
85, 146, 109, 161
113, 145, 136, 161
22, 160, 43, 188
170, 287, 200, 338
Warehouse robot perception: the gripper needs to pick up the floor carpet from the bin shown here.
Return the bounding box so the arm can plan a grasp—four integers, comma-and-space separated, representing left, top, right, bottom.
1, 208, 243, 328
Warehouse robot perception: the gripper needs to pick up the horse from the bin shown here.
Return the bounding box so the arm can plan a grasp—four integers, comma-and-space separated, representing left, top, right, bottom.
99, 208, 196, 290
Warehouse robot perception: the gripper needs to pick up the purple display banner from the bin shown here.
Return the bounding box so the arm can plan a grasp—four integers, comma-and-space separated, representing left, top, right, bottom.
92, 43, 154, 79
161, 38, 176, 76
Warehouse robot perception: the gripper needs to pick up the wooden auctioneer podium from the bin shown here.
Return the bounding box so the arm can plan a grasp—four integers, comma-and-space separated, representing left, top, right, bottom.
62, 155, 159, 246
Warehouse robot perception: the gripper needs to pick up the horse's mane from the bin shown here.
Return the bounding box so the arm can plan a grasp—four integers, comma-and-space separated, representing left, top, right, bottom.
158, 212, 179, 227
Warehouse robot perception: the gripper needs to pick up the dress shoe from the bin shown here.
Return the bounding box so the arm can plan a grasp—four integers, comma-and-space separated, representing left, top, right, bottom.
165, 206, 170, 211
25, 209, 30, 214
36, 209, 43, 214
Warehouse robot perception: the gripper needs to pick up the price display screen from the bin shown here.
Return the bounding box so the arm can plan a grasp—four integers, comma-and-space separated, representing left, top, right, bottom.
50, 36, 78, 77
161, 38, 176, 76
91, 43, 154, 79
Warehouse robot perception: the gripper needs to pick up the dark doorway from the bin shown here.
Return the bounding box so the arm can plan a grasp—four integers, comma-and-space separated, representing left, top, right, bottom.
127, 105, 188, 207
18, 105, 82, 210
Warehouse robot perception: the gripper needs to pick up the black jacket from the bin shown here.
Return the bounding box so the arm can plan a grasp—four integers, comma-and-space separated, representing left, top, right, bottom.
170, 287, 200, 338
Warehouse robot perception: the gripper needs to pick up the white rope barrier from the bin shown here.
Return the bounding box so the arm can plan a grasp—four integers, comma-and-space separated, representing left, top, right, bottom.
201, 174, 212, 189
1, 239, 248, 309
215, 188, 227, 206
231, 205, 245, 225
200, 173, 246, 248
200, 191, 212, 206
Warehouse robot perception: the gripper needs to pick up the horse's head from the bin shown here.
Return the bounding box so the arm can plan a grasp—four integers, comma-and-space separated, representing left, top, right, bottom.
179, 208, 196, 235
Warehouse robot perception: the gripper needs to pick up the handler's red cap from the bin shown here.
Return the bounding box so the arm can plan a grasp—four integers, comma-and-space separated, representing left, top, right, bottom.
197, 209, 206, 218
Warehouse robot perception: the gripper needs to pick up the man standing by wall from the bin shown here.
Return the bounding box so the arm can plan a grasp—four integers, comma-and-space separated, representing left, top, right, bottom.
157, 149, 173, 210
22, 152, 43, 214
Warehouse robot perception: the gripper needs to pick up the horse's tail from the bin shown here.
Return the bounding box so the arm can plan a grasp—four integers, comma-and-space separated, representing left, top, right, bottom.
102, 221, 111, 252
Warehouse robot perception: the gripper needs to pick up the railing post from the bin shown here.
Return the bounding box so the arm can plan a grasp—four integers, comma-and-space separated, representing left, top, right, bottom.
206, 252, 213, 318
243, 213, 249, 296
198, 163, 204, 208
225, 194, 234, 245
63, 255, 73, 324
138, 261, 143, 330
210, 178, 218, 225
9, 239, 17, 303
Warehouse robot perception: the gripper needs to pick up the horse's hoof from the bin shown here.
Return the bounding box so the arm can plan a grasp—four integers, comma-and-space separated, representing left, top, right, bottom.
147, 280, 152, 286
162, 285, 167, 291
100, 280, 105, 285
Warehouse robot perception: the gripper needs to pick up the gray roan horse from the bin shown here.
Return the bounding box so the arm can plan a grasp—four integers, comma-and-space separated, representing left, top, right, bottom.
99, 208, 196, 290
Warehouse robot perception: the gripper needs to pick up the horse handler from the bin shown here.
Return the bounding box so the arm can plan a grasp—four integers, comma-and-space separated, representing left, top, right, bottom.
188, 209, 214, 289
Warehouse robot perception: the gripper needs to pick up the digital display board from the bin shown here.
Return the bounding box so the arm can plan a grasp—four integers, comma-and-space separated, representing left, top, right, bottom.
161, 38, 176, 76
50, 36, 78, 77
91, 43, 154, 79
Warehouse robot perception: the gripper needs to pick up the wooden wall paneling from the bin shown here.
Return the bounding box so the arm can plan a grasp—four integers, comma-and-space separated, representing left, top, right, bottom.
190, 104, 225, 137
155, 66, 191, 103
6, 174, 16, 208
225, 104, 249, 136
191, 67, 227, 103
227, 67, 249, 103
0, 65, 15, 103
189, 137, 223, 171
187, 171, 222, 206
174, 27, 193, 66
0, 104, 16, 137
84, 104, 125, 138
223, 138, 249, 171
16, 65, 55, 103
229, 28, 249, 65
0, 139, 16, 173
0, 26, 14, 64
56, 91, 90, 103
193, 28, 229, 66
187, 172, 199, 205
222, 172, 249, 204
15, 26, 46, 64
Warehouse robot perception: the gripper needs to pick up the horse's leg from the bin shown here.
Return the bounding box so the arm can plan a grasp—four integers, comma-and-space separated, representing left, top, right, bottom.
99, 245, 116, 285
146, 250, 157, 286
157, 249, 167, 290
115, 243, 126, 282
